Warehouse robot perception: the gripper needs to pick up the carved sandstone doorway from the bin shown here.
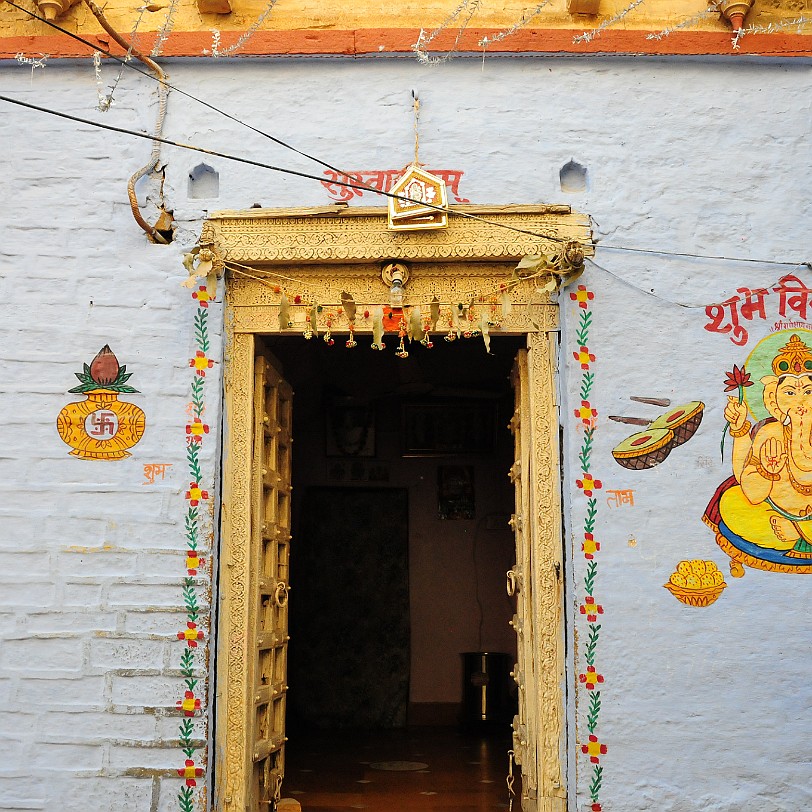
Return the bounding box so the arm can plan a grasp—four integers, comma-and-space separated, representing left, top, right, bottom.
209, 205, 591, 812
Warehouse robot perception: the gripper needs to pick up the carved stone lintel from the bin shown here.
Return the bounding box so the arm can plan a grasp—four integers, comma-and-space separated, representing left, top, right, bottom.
203, 204, 591, 266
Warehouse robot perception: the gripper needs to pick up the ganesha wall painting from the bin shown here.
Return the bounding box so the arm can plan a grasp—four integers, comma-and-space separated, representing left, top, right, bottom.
704, 330, 812, 577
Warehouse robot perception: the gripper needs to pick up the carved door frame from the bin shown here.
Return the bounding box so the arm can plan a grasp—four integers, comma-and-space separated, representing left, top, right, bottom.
209, 205, 591, 812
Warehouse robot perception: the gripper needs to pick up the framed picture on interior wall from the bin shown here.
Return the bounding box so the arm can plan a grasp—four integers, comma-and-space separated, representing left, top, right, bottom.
401, 400, 497, 457
325, 395, 376, 457
438, 465, 475, 520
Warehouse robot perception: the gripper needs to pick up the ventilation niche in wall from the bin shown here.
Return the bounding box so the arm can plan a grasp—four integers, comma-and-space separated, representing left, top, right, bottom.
188, 163, 220, 200
559, 160, 588, 194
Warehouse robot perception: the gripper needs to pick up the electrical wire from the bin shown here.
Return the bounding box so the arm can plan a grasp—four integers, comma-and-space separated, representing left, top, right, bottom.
585, 256, 811, 309
83, 0, 171, 244
3, 0, 379, 180
4, 0, 811, 267
0, 92, 586, 244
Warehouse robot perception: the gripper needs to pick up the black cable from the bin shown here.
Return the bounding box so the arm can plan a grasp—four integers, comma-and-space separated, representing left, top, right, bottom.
0, 0, 569, 244
592, 242, 808, 266
585, 256, 810, 309
0, 93, 584, 242
4, 2, 810, 267
4, 0, 352, 178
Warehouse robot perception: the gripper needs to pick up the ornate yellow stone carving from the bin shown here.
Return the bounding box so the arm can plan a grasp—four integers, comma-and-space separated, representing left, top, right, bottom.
216, 205, 584, 811
203, 204, 588, 266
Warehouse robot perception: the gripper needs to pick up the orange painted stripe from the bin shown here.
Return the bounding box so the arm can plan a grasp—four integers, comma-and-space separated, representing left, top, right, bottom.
1, 27, 810, 59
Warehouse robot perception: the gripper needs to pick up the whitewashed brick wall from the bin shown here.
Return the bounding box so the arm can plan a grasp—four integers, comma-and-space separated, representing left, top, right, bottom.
0, 55, 810, 811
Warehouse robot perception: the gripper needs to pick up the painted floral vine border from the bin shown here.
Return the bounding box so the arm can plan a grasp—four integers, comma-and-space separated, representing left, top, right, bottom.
571, 284, 606, 812
176, 283, 216, 811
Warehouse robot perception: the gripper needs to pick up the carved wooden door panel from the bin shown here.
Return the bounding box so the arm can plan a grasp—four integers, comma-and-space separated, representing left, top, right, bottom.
249, 349, 293, 811
509, 336, 567, 812
509, 347, 540, 810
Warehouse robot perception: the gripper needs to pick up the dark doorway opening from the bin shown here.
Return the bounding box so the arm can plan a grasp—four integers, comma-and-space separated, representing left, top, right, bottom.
264, 335, 523, 809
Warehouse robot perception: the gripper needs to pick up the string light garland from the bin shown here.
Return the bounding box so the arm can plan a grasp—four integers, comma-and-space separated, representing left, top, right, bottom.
15, 51, 49, 77
92, 50, 108, 110
8, 0, 812, 243
95, 3, 147, 112
3, 0, 377, 182
732, 15, 812, 48
478, 0, 552, 48
206, 0, 281, 57
150, 0, 180, 57
646, 7, 718, 40
412, 0, 481, 64
573, 0, 646, 44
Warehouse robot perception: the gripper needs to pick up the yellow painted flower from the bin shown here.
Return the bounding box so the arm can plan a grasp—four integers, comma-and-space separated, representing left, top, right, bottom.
189, 351, 214, 377
581, 734, 607, 763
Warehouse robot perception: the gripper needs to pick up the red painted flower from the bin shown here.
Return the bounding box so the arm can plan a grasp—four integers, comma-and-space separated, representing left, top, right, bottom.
723, 365, 753, 392
579, 666, 605, 690
178, 758, 204, 786
185, 482, 209, 506
582, 533, 600, 559
190, 351, 214, 377
575, 400, 598, 426
186, 418, 210, 444
192, 286, 214, 308
177, 690, 201, 716
573, 346, 596, 370
570, 285, 594, 309
576, 474, 602, 496
579, 596, 604, 622
178, 621, 205, 648
186, 552, 204, 575
581, 734, 607, 763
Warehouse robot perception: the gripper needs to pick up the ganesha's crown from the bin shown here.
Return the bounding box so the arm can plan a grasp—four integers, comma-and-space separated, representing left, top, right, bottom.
772, 334, 812, 376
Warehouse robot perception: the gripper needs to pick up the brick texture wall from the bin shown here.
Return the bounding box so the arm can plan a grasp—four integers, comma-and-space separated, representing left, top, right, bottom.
0, 55, 810, 812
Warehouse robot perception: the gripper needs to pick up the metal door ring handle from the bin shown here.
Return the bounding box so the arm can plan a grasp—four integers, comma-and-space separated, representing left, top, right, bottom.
274, 582, 289, 607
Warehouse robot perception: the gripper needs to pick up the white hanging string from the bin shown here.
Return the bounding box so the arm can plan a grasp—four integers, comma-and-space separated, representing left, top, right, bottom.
478, 0, 552, 48
573, 0, 646, 44
206, 0, 282, 57
646, 7, 718, 40
412, 0, 481, 64
733, 14, 812, 48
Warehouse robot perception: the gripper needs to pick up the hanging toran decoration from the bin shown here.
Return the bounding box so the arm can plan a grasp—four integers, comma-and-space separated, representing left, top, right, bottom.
199, 240, 586, 357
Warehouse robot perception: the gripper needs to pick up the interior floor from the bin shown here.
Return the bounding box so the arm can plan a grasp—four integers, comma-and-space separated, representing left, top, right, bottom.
283, 726, 519, 811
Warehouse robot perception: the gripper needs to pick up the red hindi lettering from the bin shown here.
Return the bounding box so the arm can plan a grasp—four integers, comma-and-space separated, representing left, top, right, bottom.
703, 297, 748, 346
774, 274, 812, 322
736, 287, 769, 321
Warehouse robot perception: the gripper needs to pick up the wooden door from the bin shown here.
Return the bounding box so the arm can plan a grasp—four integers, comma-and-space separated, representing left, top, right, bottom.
509, 348, 540, 810
249, 349, 293, 810
508, 335, 566, 812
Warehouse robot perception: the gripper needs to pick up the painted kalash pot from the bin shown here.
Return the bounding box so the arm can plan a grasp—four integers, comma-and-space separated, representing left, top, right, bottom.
705, 331, 812, 576
56, 345, 145, 460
